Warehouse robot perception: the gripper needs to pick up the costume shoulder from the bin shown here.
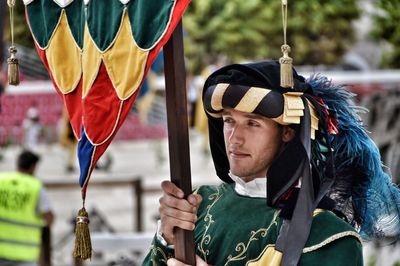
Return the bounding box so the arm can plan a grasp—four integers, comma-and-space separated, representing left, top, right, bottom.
298, 210, 363, 265
305, 210, 361, 249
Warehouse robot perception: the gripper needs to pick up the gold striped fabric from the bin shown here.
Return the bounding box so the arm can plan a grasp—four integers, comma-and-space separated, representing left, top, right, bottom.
210, 83, 230, 114
235, 87, 271, 113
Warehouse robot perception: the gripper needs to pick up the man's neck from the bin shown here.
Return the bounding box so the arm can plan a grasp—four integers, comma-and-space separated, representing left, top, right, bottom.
18, 169, 34, 176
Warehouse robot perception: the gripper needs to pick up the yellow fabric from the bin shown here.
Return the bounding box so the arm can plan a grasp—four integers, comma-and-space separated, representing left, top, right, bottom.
235, 87, 271, 113
82, 23, 102, 98
210, 83, 230, 112
313, 208, 324, 216
103, 10, 149, 100
247, 246, 282, 266
272, 92, 318, 140
0, 243, 41, 262
0, 222, 41, 245
282, 92, 304, 124
45, 10, 81, 94
0, 172, 43, 261
246, 209, 327, 265
308, 100, 319, 140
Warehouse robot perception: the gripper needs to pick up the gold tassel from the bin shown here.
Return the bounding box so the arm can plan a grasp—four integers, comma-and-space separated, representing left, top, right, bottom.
279, 0, 293, 88
7, 46, 20, 86
279, 44, 293, 88
73, 207, 92, 260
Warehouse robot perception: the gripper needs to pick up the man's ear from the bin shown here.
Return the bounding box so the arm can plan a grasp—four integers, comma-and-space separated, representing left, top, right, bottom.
282, 126, 296, 143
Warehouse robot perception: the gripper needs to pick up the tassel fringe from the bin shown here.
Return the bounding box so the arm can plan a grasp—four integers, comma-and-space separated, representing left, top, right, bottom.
73, 207, 92, 260
7, 47, 19, 86
279, 44, 293, 88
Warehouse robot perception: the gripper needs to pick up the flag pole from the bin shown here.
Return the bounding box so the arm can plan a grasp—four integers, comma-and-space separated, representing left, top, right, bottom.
163, 20, 196, 264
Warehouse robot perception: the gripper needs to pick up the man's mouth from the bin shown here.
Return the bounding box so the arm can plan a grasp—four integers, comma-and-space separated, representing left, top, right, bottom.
229, 150, 250, 158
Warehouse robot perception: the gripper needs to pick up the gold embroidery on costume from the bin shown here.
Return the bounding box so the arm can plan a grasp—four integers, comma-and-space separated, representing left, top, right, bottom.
302, 231, 362, 253
197, 187, 223, 262
224, 210, 280, 266
193, 187, 200, 194
149, 244, 171, 266
313, 208, 324, 216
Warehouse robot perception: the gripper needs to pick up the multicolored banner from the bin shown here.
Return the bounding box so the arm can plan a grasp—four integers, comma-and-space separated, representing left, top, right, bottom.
25, 0, 191, 199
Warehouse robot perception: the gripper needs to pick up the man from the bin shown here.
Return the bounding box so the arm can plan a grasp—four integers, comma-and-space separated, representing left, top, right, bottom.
143, 61, 400, 265
22, 105, 43, 152
0, 150, 54, 266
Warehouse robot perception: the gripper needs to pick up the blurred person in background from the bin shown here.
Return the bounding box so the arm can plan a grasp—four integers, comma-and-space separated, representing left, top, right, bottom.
22, 104, 42, 152
0, 150, 54, 266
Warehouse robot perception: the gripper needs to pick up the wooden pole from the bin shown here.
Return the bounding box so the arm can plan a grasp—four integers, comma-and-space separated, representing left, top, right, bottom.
163, 20, 196, 265
133, 179, 143, 232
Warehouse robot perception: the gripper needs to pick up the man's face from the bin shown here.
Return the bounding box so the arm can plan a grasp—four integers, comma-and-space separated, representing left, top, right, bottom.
222, 109, 286, 182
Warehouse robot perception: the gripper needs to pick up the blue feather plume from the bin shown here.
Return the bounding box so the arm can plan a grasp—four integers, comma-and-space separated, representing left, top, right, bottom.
308, 75, 400, 240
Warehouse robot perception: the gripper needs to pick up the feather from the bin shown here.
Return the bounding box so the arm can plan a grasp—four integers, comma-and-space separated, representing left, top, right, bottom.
308, 75, 400, 240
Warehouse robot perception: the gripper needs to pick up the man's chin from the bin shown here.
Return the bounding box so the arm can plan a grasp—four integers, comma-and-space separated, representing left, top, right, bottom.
230, 169, 249, 179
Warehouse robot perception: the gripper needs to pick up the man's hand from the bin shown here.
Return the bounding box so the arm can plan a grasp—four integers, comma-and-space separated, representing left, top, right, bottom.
167, 255, 209, 266
159, 180, 202, 245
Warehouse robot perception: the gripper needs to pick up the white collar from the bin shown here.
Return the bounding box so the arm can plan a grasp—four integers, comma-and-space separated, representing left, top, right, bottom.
229, 172, 267, 198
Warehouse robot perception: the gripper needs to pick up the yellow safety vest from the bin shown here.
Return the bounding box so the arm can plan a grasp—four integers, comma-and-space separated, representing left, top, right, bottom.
0, 172, 43, 261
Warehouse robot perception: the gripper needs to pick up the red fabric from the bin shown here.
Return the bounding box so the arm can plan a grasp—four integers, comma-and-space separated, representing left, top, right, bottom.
81, 92, 140, 196
63, 82, 83, 139
83, 63, 123, 144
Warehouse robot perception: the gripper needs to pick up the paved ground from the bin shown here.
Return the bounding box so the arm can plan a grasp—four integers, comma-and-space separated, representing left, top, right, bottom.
0, 133, 399, 265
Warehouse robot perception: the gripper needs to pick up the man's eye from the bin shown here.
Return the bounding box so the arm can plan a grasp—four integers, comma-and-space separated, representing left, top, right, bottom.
248, 121, 260, 127
223, 118, 234, 124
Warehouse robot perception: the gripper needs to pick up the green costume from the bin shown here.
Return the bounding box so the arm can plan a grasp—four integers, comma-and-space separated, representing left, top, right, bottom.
142, 183, 363, 266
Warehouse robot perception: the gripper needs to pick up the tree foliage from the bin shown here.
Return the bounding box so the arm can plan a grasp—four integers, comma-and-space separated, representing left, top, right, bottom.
3, 1, 361, 74
183, 0, 360, 74
372, 0, 400, 68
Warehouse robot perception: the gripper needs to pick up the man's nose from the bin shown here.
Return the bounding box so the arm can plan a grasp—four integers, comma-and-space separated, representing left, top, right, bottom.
228, 125, 244, 144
